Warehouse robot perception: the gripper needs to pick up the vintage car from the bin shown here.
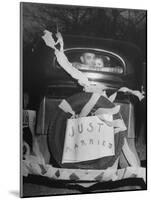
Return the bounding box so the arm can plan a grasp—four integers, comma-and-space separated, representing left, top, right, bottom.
22, 34, 147, 193
31, 34, 145, 171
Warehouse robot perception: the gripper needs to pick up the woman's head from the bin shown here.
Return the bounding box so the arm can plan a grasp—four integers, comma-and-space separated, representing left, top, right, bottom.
94, 56, 104, 68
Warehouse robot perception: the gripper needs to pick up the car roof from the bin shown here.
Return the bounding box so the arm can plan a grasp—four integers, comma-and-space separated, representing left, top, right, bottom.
30, 34, 143, 88
62, 34, 142, 64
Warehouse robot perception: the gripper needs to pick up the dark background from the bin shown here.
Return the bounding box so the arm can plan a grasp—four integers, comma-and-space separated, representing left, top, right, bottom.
22, 3, 146, 56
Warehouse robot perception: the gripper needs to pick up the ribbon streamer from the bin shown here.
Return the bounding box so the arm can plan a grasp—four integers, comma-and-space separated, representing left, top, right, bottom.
95, 105, 120, 116
109, 92, 117, 102
84, 84, 107, 93
23, 158, 146, 183
79, 93, 102, 117
97, 116, 127, 133
23, 138, 46, 176
42, 30, 90, 87
122, 137, 140, 167
118, 87, 145, 101
55, 49, 90, 87
103, 157, 119, 181
42, 30, 57, 50
59, 99, 75, 116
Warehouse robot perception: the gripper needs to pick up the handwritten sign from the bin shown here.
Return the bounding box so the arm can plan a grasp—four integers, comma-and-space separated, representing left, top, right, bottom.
62, 115, 115, 163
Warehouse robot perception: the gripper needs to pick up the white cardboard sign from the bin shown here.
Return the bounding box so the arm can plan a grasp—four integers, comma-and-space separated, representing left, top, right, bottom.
62, 115, 115, 163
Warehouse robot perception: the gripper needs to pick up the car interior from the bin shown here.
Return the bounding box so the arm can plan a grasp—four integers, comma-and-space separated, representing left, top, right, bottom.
54, 50, 124, 74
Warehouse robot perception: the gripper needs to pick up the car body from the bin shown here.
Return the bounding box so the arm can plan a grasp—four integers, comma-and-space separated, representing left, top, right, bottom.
33, 35, 143, 169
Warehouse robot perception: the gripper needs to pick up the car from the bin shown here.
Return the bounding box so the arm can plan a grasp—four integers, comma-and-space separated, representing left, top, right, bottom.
33, 34, 144, 169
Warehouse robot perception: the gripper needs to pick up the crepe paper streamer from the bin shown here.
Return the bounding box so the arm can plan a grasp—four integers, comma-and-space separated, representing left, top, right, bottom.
109, 92, 118, 102
111, 156, 119, 170
118, 87, 145, 101
23, 154, 46, 176
108, 87, 145, 103
55, 49, 90, 87
69, 173, 80, 181
113, 111, 127, 133
97, 116, 127, 133
84, 84, 107, 93
87, 85, 144, 101
97, 115, 113, 127
23, 138, 47, 176
114, 127, 126, 134
113, 119, 127, 133
42, 30, 57, 50
32, 138, 46, 166
55, 31, 64, 52
122, 137, 140, 167
22, 161, 29, 177
103, 90, 108, 98
102, 157, 119, 181
23, 157, 146, 183
42, 30, 90, 87
111, 119, 127, 129
23, 141, 30, 157
79, 93, 102, 117
75, 182, 98, 188
59, 99, 75, 116
95, 105, 120, 116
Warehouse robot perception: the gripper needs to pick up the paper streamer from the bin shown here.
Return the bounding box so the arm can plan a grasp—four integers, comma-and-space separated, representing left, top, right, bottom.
95, 105, 120, 116
23, 138, 47, 177
23, 158, 146, 183
118, 87, 145, 101
42, 30, 57, 50
42, 30, 90, 87
84, 84, 107, 93
79, 93, 102, 117
102, 157, 119, 181
97, 116, 127, 133
122, 137, 140, 167
59, 99, 75, 116
108, 87, 145, 103
109, 92, 118, 102
55, 49, 90, 87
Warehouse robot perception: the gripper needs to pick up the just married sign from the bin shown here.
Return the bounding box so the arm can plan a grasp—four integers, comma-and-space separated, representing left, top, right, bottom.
62, 115, 115, 163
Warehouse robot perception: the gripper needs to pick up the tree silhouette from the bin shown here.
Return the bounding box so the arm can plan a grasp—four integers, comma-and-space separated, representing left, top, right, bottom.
21, 3, 146, 58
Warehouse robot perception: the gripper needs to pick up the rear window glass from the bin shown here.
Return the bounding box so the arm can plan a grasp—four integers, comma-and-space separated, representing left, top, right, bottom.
55, 49, 125, 74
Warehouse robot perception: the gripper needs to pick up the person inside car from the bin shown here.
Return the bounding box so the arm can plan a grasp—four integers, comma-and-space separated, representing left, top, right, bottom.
94, 55, 104, 69
80, 52, 95, 66
72, 52, 95, 69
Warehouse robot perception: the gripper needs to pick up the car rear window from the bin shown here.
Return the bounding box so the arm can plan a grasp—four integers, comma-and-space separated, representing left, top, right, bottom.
54, 49, 125, 74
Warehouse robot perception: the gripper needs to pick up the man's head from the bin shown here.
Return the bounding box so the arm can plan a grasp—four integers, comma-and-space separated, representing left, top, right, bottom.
80, 52, 95, 66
